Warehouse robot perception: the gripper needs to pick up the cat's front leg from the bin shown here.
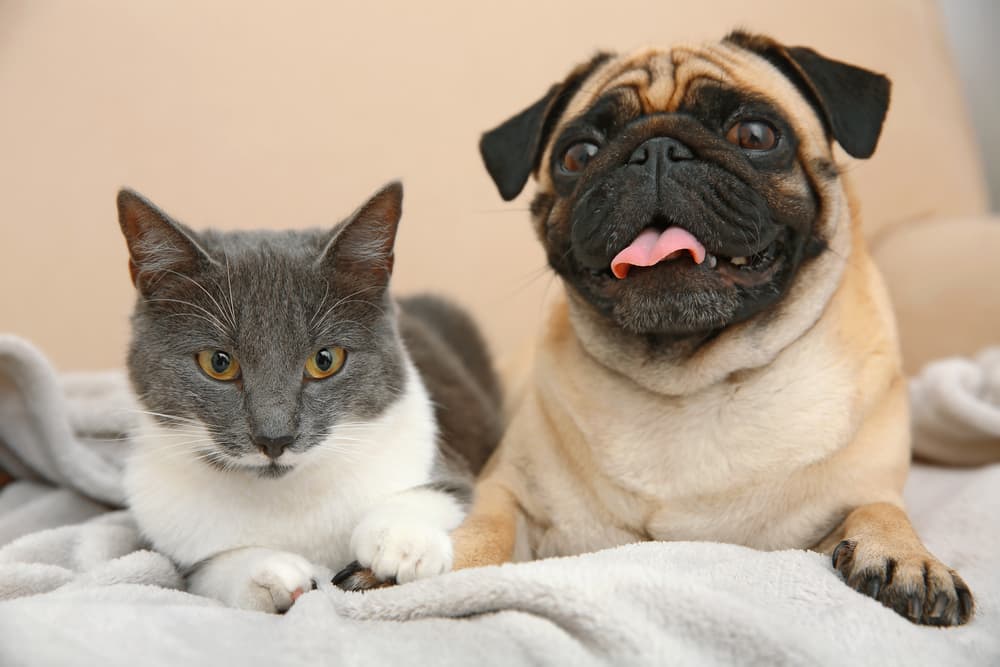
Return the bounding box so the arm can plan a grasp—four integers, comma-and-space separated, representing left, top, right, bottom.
187, 547, 329, 613
339, 486, 466, 589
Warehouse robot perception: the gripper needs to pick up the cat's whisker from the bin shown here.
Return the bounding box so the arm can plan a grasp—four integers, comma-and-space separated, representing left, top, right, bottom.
322, 422, 378, 433
310, 284, 386, 334
152, 444, 223, 463
133, 436, 217, 448
223, 253, 239, 331
140, 431, 217, 443
144, 297, 231, 338
309, 283, 331, 331
129, 430, 218, 442
145, 293, 228, 328
158, 311, 231, 336
134, 429, 220, 447
80, 435, 135, 443
154, 449, 217, 464
313, 430, 373, 439
195, 450, 238, 473
123, 408, 218, 428
161, 268, 238, 333
145, 436, 219, 449
316, 426, 378, 435
315, 317, 379, 339
125, 416, 204, 429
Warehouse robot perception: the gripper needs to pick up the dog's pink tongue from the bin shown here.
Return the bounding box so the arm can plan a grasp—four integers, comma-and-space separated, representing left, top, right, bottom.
611, 227, 707, 279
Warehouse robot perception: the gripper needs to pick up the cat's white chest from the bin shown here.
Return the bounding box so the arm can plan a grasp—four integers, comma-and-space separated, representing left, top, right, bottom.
128, 449, 359, 567
125, 375, 438, 569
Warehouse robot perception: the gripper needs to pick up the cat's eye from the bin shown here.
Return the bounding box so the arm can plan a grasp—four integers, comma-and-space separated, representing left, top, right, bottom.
304, 347, 346, 380
196, 350, 241, 381
726, 120, 779, 151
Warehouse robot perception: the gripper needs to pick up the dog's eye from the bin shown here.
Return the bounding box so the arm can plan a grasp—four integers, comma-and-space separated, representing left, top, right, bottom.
561, 142, 600, 173
197, 350, 241, 381
726, 120, 778, 151
305, 347, 347, 380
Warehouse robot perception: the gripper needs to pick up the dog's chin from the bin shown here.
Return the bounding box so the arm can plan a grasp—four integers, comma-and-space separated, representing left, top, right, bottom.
565, 242, 789, 337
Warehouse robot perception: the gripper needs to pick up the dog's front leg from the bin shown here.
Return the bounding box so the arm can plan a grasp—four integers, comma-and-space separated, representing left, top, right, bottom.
816, 502, 973, 626
450, 477, 520, 569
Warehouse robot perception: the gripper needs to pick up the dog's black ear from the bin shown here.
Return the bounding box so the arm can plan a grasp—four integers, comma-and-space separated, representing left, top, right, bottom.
480, 53, 612, 201
727, 31, 891, 159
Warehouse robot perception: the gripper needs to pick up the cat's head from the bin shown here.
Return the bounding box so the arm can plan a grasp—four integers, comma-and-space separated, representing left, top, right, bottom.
118, 182, 407, 479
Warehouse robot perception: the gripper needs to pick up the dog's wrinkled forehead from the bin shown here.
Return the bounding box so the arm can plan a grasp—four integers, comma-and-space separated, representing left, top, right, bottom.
480, 33, 889, 204
536, 42, 830, 189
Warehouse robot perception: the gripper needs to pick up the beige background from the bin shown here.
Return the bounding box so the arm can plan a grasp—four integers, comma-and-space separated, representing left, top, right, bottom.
941, 0, 1000, 209
0, 0, 988, 372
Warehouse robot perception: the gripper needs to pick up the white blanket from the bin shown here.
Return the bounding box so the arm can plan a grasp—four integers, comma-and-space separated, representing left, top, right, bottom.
1, 334, 998, 666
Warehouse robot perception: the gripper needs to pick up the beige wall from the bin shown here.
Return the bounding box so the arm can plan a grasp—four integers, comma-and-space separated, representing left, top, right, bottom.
0, 0, 986, 371
940, 0, 1000, 210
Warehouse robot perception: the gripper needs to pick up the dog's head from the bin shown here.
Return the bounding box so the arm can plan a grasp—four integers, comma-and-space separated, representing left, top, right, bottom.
481, 32, 889, 341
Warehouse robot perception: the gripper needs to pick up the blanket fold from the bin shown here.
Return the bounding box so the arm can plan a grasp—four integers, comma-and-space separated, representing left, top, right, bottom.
911, 347, 1000, 465
1, 334, 998, 665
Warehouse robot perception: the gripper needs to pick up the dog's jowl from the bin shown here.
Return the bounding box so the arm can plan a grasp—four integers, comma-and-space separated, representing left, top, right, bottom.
453, 32, 975, 626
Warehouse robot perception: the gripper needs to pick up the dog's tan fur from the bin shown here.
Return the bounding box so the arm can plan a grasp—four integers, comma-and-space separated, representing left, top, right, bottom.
453, 37, 974, 625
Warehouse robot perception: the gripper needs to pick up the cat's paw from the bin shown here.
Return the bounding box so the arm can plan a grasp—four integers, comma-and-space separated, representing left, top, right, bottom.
238, 551, 319, 614
350, 517, 454, 585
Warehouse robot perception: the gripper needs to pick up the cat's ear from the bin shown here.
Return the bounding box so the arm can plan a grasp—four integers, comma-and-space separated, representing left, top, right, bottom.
117, 189, 213, 294
320, 181, 403, 290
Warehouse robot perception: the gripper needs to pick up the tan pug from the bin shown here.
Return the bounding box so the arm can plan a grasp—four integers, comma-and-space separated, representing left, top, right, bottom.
451, 31, 975, 626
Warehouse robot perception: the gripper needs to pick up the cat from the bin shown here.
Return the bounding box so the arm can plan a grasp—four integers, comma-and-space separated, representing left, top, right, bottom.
117, 182, 502, 612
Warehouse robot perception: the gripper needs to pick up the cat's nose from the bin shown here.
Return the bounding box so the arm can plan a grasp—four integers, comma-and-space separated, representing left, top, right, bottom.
254, 434, 293, 460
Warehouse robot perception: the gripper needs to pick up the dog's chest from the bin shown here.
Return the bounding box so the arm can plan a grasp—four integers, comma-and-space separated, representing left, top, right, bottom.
529, 350, 857, 555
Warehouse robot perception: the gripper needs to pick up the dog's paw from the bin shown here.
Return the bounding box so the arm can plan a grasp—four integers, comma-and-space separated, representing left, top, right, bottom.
239, 551, 319, 614
331, 560, 396, 592
832, 539, 974, 626
350, 517, 453, 585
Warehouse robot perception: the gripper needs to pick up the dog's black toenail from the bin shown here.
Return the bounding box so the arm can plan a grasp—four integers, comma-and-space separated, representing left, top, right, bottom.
956, 582, 974, 622
332, 561, 362, 587
865, 576, 881, 600
928, 592, 948, 619
884, 558, 897, 585
832, 540, 854, 571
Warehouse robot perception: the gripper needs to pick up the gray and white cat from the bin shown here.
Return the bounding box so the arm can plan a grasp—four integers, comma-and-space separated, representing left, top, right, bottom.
117, 182, 501, 612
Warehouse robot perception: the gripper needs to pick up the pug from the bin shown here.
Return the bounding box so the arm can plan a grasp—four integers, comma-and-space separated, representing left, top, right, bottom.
451, 31, 974, 626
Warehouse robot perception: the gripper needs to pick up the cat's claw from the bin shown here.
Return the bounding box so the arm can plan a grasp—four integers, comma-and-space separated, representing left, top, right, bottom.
350, 518, 454, 585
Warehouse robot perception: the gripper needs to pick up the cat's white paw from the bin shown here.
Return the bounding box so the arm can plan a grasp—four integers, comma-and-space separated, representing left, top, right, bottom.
238, 551, 318, 613
351, 516, 454, 584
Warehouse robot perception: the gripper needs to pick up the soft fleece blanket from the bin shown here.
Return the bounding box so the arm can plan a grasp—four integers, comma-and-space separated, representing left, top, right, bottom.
0, 334, 998, 666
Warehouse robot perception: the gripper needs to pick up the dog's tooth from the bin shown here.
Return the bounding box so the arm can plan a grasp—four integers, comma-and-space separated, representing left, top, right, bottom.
706, 254, 718, 269
731, 256, 749, 266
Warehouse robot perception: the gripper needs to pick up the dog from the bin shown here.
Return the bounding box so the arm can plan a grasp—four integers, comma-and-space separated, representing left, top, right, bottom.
450, 31, 974, 626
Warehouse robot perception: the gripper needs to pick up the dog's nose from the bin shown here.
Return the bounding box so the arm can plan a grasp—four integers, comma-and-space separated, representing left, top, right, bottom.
628, 137, 694, 166
254, 434, 293, 459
